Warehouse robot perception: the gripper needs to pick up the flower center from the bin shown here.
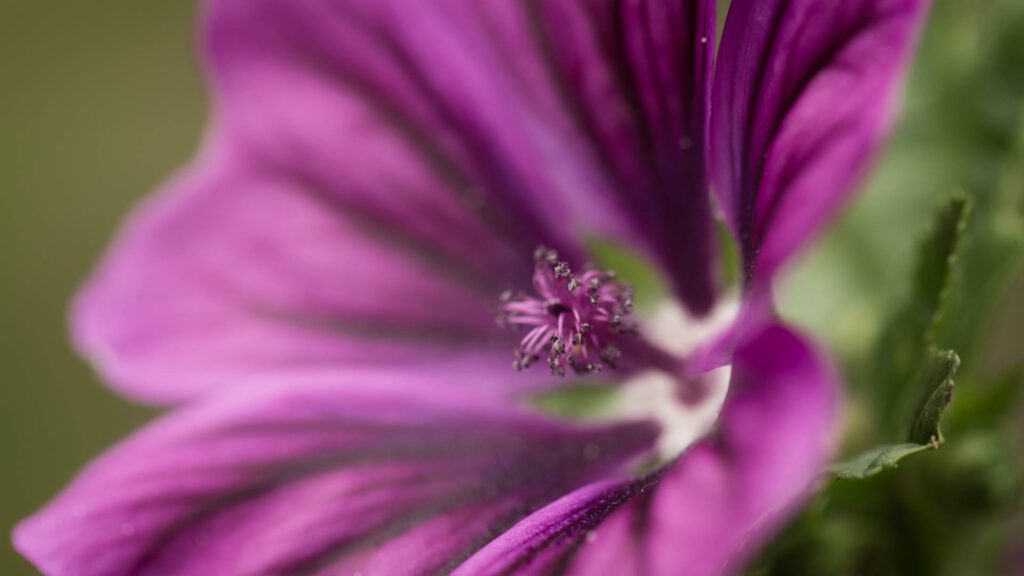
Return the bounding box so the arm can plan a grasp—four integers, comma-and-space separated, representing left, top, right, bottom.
498, 247, 637, 376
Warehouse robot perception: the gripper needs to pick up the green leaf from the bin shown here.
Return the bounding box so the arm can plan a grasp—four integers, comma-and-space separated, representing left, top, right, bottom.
831, 350, 959, 480
872, 195, 971, 436
914, 196, 972, 341
828, 444, 934, 480
832, 196, 969, 480
907, 350, 959, 445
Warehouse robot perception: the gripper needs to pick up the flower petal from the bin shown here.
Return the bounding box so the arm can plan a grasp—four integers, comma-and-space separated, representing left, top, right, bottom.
710, 0, 930, 284
73, 144, 547, 404
206, 0, 719, 313
14, 376, 658, 576
456, 323, 838, 575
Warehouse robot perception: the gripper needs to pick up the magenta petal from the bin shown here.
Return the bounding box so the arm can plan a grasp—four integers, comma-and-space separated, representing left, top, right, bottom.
711, 0, 930, 284
13, 377, 658, 576
72, 144, 553, 404
456, 324, 838, 575
77, 0, 726, 402
205, 0, 719, 313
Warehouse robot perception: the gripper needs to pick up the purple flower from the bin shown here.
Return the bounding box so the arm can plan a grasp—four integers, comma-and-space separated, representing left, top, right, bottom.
15, 0, 928, 574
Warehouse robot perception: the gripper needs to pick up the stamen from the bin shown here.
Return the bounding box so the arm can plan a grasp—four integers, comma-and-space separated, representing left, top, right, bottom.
497, 246, 637, 377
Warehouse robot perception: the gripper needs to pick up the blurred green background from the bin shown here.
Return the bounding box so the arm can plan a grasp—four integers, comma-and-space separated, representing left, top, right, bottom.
0, 1, 1021, 575
1, 4, 202, 573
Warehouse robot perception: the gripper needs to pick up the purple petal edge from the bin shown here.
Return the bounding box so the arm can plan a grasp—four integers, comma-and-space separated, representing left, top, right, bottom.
13, 376, 658, 576
711, 0, 931, 284
456, 323, 839, 575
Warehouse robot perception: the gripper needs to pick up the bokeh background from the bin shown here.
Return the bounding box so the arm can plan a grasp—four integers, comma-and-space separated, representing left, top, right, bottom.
1, 4, 201, 573
1, 1, 1021, 574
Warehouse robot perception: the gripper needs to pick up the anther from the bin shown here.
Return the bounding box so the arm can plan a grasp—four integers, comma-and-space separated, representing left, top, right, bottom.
552, 338, 567, 356
497, 246, 637, 377
534, 246, 558, 264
